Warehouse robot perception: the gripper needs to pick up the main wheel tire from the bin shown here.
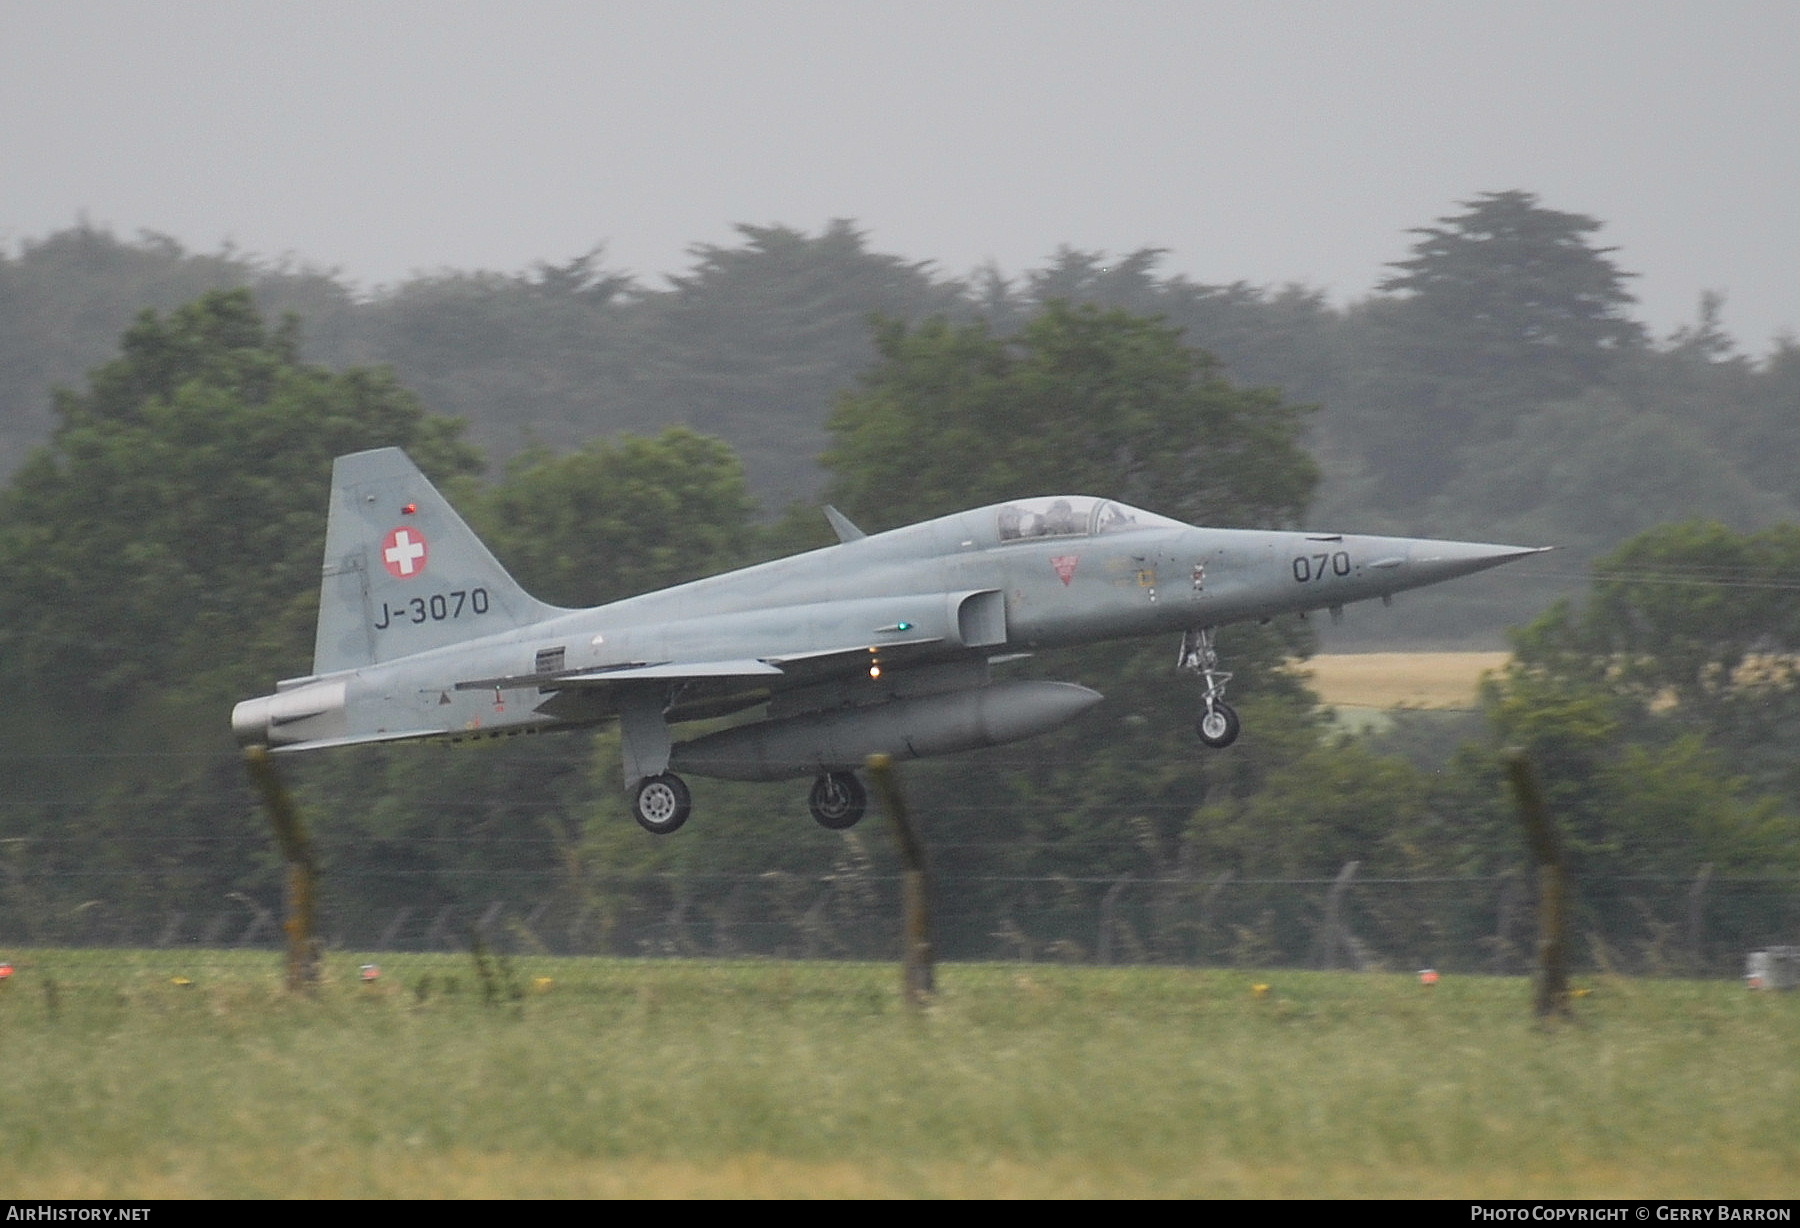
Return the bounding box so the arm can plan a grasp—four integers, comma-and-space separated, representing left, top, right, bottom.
633, 773, 691, 834
1196, 700, 1241, 749
808, 771, 867, 830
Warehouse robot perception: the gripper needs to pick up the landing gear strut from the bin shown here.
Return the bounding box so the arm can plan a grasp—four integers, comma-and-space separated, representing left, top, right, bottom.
808, 771, 867, 830
1179, 627, 1240, 748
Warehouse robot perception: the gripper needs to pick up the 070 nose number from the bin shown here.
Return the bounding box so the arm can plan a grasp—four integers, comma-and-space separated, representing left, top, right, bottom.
1292, 552, 1352, 583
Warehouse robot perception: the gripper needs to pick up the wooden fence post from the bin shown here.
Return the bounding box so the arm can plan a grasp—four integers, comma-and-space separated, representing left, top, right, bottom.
1686, 863, 1713, 976
1097, 874, 1131, 965
1504, 749, 1573, 1021
1315, 860, 1361, 969
1492, 869, 1519, 976
867, 754, 934, 1007
243, 745, 319, 994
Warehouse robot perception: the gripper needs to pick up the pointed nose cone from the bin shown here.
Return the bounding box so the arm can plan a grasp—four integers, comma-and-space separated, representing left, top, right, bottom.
1403, 541, 1553, 587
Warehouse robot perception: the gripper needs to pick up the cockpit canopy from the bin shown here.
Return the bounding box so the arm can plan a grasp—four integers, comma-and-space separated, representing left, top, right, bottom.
994, 497, 1184, 542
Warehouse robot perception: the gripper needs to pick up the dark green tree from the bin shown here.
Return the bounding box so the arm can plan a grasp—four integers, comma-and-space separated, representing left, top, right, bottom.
1340, 191, 1646, 505
1378, 190, 1643, 390
1016, 247, 1348, 413
1616, 299, 1800, 512
0, 290, 476, 936
1472, 662, 1795, 879
639, 221, 965, 497
0, 289, 475, 712
1452, 523, 1800, 880
1422, 389, 1792, 556
0, 224, 357, 478
1513, 521, 1800, 722
353, 250, 644, 466
824, 300, 1317, 531
471, 427, 758, 608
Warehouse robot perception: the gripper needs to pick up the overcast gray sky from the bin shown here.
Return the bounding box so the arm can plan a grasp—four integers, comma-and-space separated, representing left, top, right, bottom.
4, 1, 1795, 350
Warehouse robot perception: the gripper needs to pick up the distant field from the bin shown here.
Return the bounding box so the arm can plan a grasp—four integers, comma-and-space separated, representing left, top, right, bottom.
1303, 651, 1510, 710
0, 951, 1794, 1199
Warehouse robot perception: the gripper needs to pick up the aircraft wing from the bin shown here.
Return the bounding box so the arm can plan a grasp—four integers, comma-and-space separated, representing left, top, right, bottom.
764, 636, 944, 669
455, 660, 783, 691
563, 660, 785, 681
452, 636, 949, 694
267, 726, 450, 754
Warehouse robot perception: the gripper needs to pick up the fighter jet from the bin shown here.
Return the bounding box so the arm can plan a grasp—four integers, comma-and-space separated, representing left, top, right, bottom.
234, 448, 1546, 834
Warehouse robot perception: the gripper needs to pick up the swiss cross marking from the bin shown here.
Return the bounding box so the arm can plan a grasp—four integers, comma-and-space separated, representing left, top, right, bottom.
381, 527, 429, 579
1051, 554, 1079, 586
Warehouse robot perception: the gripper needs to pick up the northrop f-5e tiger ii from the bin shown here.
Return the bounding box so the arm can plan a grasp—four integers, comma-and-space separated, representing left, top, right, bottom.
234, 448, 1546, 834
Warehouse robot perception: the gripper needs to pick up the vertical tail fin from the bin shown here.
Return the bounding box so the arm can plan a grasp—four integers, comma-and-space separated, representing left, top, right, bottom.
313, 448, 563, 674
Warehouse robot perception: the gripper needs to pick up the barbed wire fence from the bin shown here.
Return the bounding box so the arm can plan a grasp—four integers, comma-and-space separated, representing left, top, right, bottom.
5, 690, 1798, 981
3, 855, 1793, 979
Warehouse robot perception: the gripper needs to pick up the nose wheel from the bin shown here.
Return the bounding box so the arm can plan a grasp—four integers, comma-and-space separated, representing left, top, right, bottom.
808, 771, 867, 830
1196, 700, 1240, 748
632, 772, 691, 834
1180, 627, 1240, 748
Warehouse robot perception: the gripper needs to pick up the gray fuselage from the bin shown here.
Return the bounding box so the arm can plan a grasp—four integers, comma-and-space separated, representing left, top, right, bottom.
246, 501, 1532, 752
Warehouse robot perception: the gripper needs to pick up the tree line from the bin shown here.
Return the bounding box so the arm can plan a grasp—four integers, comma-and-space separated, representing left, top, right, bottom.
3, 195, 1795, 644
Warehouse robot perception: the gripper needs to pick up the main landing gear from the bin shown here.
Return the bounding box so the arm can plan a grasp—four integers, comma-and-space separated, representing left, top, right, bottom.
632, 772, 692, 834
808, 771, 867, 830
1179, 626, 1240, 749
632, 769, 870, 835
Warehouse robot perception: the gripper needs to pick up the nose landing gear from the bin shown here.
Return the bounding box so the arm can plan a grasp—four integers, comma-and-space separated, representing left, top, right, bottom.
1179, 627, 1240, 748
1196, 700, 1240, 748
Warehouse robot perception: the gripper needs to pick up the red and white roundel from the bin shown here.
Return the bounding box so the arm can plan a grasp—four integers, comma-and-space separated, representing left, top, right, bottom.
381, 526, 429, 579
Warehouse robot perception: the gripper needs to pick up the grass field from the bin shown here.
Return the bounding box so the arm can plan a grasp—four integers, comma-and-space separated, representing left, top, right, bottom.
1303, 651, 1510, 711
1, 951, 1795, 1198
